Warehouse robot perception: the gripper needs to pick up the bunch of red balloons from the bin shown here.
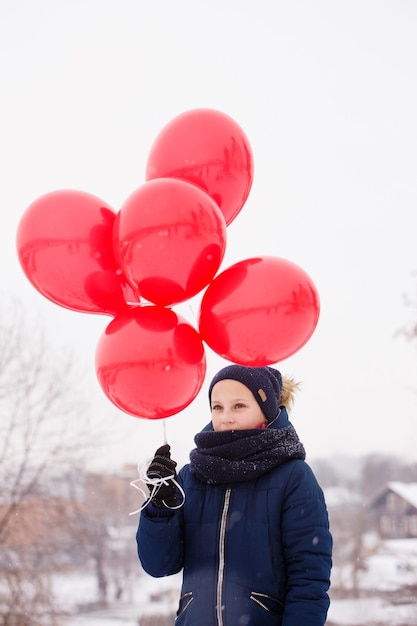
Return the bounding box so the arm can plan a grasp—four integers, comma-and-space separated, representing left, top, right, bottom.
16, 109, 320, 420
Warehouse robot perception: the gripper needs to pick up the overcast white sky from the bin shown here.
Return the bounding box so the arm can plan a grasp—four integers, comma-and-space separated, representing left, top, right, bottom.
1, 0, 416, 469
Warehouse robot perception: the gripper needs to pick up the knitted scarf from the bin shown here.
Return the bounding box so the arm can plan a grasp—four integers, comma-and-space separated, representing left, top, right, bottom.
189, 426, 306, 485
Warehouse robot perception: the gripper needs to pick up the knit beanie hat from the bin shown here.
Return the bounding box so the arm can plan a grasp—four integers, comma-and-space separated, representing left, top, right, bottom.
208, 365, 283, 421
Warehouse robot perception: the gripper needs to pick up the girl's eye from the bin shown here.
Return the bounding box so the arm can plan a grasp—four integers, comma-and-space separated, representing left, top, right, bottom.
212, 404, 222, 411
235, 403, 246, 409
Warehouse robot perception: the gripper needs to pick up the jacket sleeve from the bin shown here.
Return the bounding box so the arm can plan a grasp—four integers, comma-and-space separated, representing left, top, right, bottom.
136, 475, 185, 578
281, 461, 332, 626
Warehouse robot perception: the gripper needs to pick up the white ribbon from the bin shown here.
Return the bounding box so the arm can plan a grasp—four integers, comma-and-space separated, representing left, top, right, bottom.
129, 464, 185, 516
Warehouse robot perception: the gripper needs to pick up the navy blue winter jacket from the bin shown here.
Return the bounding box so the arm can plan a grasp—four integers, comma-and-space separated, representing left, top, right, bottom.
137, 408, 332, 625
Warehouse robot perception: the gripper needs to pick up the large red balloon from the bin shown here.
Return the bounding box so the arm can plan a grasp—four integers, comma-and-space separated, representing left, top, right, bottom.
198, 256, 320, 365
16, 190, 140, 315
95, 305, 206, 419
145, 108, 254, 226
114, 178, 227, 306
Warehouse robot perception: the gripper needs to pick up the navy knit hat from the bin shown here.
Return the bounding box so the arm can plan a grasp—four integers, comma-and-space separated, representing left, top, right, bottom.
208, 365, 283, 421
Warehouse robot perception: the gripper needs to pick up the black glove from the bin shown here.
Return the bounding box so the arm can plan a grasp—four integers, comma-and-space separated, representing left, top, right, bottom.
146, 444, 178, 508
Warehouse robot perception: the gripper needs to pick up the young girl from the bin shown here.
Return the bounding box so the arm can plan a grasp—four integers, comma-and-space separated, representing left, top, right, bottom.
137, 365, 332, 626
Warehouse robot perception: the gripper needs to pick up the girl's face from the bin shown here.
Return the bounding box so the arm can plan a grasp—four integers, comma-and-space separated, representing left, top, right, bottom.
210, 379, 268, 431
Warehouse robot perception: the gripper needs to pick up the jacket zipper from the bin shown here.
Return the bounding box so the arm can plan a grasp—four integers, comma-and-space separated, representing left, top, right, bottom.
216, 487, 231, 626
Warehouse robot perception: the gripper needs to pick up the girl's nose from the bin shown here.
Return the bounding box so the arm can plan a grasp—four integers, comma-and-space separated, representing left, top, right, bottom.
221, 409, 233, 423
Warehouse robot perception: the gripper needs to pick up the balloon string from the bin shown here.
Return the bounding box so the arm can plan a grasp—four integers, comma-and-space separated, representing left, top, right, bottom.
162, 419, 167, 444
129, 461, 185, 516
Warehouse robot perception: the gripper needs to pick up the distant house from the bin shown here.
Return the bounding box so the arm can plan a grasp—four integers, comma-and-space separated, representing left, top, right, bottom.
368, 481, 417, 539
0, 464, 140, 570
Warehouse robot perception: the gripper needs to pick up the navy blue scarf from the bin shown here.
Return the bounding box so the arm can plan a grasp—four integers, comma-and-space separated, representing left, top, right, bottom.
189, 426, 306, 485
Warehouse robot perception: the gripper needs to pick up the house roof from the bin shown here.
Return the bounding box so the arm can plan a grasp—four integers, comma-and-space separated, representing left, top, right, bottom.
387, 481, 417, 509
324, 486, 362, 508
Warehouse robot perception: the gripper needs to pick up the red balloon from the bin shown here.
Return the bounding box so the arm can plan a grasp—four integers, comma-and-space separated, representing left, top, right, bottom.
16, 190, 140, 315
146, 108, 254, 226
114, 178, 227, 306
95, 305, 206, 419
198, 256, 320, 365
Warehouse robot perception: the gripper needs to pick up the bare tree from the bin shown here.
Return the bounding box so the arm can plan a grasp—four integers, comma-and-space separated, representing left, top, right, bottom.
361, 454, 417, 499
329, 499, 380, 598
0, 298, 98, 625
56, 465, 145, 611
399, 276, 417, 344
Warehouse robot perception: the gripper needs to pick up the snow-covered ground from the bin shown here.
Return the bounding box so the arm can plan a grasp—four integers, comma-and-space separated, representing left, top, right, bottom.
328, 538, 417, 625
57, 571, 181, 625
328, 597, 417, 626
56, 539, 417, 625
360, 538, 417, 591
